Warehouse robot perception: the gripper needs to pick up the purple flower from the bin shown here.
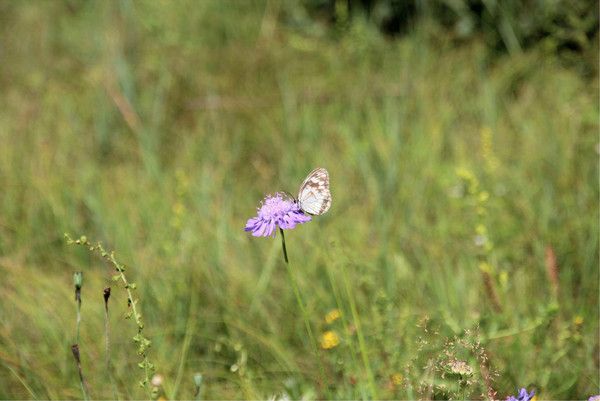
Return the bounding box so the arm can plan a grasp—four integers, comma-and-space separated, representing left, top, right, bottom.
507, 388, 535, 401
589, 396, 600, 401
245, 193, 311, 237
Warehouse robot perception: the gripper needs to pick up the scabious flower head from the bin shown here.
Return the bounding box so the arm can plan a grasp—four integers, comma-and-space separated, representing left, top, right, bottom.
245, 193, 311, 237
507, 388, 535, 401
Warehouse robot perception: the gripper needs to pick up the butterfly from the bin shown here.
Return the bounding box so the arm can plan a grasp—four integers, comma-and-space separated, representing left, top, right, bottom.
295, 167, 332, 216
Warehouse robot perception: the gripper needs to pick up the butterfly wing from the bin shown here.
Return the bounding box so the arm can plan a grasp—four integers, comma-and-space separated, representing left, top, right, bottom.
297, 167, 332, 215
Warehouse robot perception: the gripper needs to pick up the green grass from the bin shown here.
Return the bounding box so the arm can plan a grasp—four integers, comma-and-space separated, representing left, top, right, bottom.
0, 1, 598, 399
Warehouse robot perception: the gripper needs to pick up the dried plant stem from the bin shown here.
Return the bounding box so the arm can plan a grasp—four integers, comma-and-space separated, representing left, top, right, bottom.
279, 228, 327, 388
104, 287, 119, 399
72, 272, 89, 401
545, 245, 559, 296
114, 253, 152, 387
66, 234, 155, 392
481, 269, 502, 313
72, 344, 90, 400
103, 288, 111, 370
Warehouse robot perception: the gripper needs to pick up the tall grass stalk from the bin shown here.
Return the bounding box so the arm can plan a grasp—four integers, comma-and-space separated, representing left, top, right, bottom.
2, 363, 39, 399
279, 228, 327, 389
339, 263, 378, 399
171, 291, 197, 399
323, 261, 364, 398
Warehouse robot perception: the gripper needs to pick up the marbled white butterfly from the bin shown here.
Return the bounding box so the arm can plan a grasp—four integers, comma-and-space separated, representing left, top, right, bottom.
296, 167, 332, 216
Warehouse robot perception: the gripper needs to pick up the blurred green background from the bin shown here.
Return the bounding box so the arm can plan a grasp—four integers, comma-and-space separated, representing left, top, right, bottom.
0, 0, 598, 399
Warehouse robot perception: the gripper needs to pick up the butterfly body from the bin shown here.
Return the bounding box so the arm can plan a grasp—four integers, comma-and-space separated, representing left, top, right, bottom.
296, 167, 332, 216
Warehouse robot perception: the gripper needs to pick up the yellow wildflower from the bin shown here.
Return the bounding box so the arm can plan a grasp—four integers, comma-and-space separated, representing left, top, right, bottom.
499, 270, 508, 288
320, 330, 340, 350
480, 127, 500, 173
475, 224, 487, 235
390, 373, 403, 386
478, 261, 492, 273
574, 315, 584, 325
325, 309, 341, 324
172, 201, 185, 216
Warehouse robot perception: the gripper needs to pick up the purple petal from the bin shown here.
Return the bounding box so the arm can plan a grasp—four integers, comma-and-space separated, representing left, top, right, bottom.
295, 211, 311, 223
253, 220, 269, 237
245, 217, 260, 231
263, 219, 276, 237
279, 214, 295, 230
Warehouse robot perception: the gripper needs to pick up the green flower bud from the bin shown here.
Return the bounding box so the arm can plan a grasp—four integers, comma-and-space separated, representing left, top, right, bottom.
73, 272, 83, 289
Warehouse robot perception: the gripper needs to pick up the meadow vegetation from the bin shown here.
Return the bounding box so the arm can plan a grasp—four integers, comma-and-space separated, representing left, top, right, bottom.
0, 1, 598, 399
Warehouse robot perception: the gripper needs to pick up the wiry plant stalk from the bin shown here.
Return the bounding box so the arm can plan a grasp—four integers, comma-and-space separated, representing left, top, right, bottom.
104, 287, 119, 399
66, 234, 155, 393
71, 344, 90, 400
103, 287, 111, 369
72, 272, 90, 400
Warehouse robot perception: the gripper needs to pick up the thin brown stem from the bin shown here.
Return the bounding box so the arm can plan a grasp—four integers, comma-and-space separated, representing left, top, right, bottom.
71, 344, 90, 400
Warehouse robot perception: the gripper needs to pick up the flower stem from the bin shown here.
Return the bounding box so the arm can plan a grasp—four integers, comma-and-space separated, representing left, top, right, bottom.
280, 227, 289, 263
279, 228, 327, 389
